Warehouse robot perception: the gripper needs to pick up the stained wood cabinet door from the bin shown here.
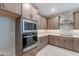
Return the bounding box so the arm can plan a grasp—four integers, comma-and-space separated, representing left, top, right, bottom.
74, 38, 79, 51
48, 35, 59, 46
37, 36, 48, 50
22, 3, 32, 19
1, 3, 21, 14
38, 37, 43, 50
48, 35, 55, 45
31, 5, 38, 21
37, 15, 42, 29
64, 37, 74, 49
54, 36, 59, 46
37, 15, 47, 29
41, 16, 47, 29
74, 12, 79, 29
58, 37, 65, 48
42, 36, 48, 47
48, 16, 59, 29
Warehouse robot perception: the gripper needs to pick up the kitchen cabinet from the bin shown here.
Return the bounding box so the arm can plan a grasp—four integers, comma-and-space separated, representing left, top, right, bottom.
48, 16, 59, 29
37, 15, 42, 29
48, 35, 59, 46
58, 37, 65, 48
37, 36, 48, 50
41, 16, 47, 29
64, 37, 74, 49
48, 35, 55, 45
1, 3, 21, 14
31, 5, 38, 21
37, 15, 47, 29
54, 36, 59, 46
74, 12, 79, 29
22, 3, 32, 19
22, 3, 38, 21
74, 38, 79, 51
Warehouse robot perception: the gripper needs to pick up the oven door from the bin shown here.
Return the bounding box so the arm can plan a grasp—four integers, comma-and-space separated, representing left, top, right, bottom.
22, 32, 37, 49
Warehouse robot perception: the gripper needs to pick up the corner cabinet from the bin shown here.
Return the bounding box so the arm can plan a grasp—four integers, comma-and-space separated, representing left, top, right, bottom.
0, 3, 21, 15
48, 16, 59, 29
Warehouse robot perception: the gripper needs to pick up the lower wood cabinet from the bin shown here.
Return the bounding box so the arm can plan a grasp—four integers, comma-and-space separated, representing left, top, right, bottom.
58, 37, 64, 48
48, 35, 54, 45
64, 37, 74, 50
37, 36, 48, 50
48, 35, 59, 46
74, 38, 79, 51
49, 35, 75, 51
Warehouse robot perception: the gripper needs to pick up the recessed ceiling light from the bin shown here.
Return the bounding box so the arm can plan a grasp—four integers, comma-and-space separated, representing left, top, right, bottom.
52, 8, 56, 12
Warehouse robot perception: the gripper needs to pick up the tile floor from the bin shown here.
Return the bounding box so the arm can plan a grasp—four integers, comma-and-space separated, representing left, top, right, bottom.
36, 45, 79, 56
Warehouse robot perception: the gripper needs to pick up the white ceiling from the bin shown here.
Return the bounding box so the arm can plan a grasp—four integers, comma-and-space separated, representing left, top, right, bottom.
33, 3, 79, 17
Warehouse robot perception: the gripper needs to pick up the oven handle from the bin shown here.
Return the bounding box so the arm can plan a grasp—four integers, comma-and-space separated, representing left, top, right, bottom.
24, 35, 37, 38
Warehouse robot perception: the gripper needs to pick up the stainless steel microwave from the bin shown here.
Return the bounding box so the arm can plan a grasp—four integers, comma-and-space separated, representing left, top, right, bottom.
23, 18, 37, 33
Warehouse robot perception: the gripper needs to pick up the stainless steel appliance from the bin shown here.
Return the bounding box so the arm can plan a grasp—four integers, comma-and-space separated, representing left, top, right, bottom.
23, 18, 37, 33
22, 18, 37, 52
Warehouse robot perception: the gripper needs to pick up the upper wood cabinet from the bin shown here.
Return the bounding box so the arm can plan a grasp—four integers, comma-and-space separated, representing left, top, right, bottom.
48, 16, 59, 29
31, 5, 38, 21
22, 3, 32, 19
37, 15, 47, 29
74, 12, 79, 29
1, 3, 21, 15
41, 16, 47, 29
22, 3, 38, 21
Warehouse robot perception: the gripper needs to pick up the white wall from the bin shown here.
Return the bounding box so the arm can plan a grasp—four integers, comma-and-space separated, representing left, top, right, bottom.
0, 16, 15, 56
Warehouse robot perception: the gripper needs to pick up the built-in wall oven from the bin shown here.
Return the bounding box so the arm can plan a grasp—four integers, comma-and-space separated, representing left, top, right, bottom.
22, 18, 37, 52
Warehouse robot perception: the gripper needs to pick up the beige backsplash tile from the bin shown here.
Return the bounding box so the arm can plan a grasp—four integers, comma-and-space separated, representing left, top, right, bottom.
37, 30, 79, 38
